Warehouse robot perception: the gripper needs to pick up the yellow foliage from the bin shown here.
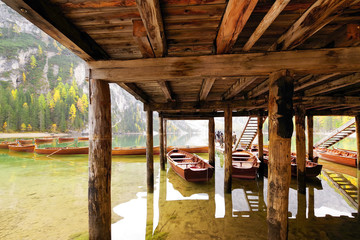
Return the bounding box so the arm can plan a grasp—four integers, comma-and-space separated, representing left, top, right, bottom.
23, 102, 28, 108
53, 89, 60, 103
70, 63, 73, 77
11, 89, 17, 100
22, 72, 26, 82
77, 98, 84, 113
3, 122, 7, 131
49, 100, 55, 110
69, 104, 77, 122
27, 124, 32, 131
51, 124, 57, 132
38, 45, 43, 55
81, 94, 88, 110
21, 123, 26, 131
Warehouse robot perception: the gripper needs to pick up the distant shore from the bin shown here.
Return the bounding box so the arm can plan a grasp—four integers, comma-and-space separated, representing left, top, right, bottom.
0, 132, 69, 139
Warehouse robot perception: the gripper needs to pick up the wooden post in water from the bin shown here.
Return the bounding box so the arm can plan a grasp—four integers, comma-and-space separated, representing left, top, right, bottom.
159, 115, 165, 171
209, 117, 215, 167
307, 115, 314, 161
258, 115, 264, 175
267, 70, 293, 240
147, 110, 154, 193
164, 119, 167, 156
356, 115, 360, 170
88, 77, 112, 240
224, 106, 232, 193
295, 105, 306, 194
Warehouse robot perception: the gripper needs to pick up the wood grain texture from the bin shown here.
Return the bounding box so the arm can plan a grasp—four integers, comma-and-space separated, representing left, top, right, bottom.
209, 117, 215, 167
356, 115, 360, 170
147, 110, 154, 193
216, 0, 258, 54
136, 0, 166, 57
158, 81, 174, 101
88, 78, 112, 240
117, 82, 151, 103
295, 104, 306, 194
307, 115, 314, 161
257, 115, 264, 164
133, 19, 155, 58
267, 70, 293, 240
199, 78, 216, 101
89, 47, 360, 82
222, 77, 259, 100
224, 106, 232, 193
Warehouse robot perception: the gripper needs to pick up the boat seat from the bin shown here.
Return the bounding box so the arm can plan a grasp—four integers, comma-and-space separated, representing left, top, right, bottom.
176, 162, 199, 165
173, 157, 192, 161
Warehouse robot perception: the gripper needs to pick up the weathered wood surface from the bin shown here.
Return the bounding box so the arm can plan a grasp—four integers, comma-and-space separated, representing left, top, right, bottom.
117, 82, 151, 103
89, 47, 360, 82
258, 115, 264, 164
216, 0, 258, 53
267, 70, 293, 240
159, 115, 165, 171
356, 115, 360, 170
307, 115, 314, 161
199, 78, 216, 101
147, 110, 154, 193
209, 117, 215, 167
243, 0, 290, 51
295, 105, 306, 194
224, 106, 232, 193
164, 119, 167, 163
88, 78, 112, 240
132, 19, 155, 58
157, 81, 174, 102
222, 77, 259, 100
136, 0, 166, 57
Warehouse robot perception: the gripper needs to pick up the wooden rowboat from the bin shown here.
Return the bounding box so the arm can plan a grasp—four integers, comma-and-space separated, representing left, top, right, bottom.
167, 149, 214, 182
78, 137, 89, 141
8, 144, 35, 152
167, 145, 208, 153
112, 146, 160, 155
232, 149, 260, 179
0, 141, 17, 149
58, 137, 75, 143
290, 157, 322, 177
35, 147, 89, 155
314, 147, 357, 167
35, 138, 54, 144
18, 139, 33, 145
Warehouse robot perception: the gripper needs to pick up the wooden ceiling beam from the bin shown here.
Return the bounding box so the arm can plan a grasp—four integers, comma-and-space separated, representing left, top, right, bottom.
157, 81, 174, 102
222, 77, 259, 100
246, 78, 269, 98
88, 47, 360, 82
136, 0, 166, 57
306, 109, 360, 116
117, 82, 151, 103
243, 0, 290, 51
294, 73, 341, 92
199, 78, 216, 101
269, 0, 360, 51
304, 73, 360, 96
2, 0, 109, 61
300, 96, 360, 106
132, 19, 155, 58
216, 0, 258, 54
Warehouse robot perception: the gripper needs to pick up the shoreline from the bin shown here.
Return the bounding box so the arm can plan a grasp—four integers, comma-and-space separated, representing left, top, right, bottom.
0, 132, 69, 139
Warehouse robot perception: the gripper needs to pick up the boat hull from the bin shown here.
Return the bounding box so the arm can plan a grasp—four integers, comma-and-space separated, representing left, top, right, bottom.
58, 137, 75, 143
35, 147, 89, 155
35, 138, 54, 144
0, 141, 17, 149
18, 139, 33, 145
291, 161, 323, 177
315, 148, 357, 167
9, 144, 35, 152
112, 146, 160, 155
232, 149, 260, 179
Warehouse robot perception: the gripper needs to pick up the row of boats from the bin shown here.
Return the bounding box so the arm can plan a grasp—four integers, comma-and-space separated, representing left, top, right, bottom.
0, 137, 88, 147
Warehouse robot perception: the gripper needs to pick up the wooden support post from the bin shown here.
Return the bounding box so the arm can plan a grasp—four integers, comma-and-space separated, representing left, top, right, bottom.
88, 78, 112, 240
356, 115, 360, 170
164, 120, 167, 156
307, 115, 314, 161
209, 117, 215, 167
147, 110, 154, 193
159, 115, 165, 171
308, 186, 315, 219
296, 105, 306, 194
258, 115, 264, 175
267, 70, 293, 240
224, 106, 232, 193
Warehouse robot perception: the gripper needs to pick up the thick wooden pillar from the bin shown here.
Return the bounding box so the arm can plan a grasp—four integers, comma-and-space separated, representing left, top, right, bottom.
88, 78, 112, 240
258, 115, 264, 174
147, 110, 154, 193
159, 115, 165, 171
356, 115, 360, 170
209, 117, 215, 167
224, 106, 232, 193
307, 115, 314, 161
267, 70, 293, 240
308, 186, 315, 219
295, 105, 306, 194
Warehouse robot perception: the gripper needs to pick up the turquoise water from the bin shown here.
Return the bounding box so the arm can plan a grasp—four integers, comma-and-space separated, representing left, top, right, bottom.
0, 134, 359, 239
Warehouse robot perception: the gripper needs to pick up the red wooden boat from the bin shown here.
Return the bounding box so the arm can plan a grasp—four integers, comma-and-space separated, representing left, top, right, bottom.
290, 157, 322, 177
18, 139, 33, 145
167, 149, 214, 182
314, 147, 357, 167
35, 138, 54, 144
8, 144, 35, 152
232, 149, 260, 179
0, 141, 17, 149
58, 137, 75, 143
35, 146, 89, 155
112, 146, 160, 155
78, 137, 89, 141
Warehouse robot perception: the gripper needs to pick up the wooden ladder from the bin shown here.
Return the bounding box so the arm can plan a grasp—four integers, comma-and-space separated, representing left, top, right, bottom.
314, 118, 356, 148
234, 116, 266, 150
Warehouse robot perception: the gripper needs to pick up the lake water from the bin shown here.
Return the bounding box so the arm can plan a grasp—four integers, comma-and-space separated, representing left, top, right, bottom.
0, 133, 359, 239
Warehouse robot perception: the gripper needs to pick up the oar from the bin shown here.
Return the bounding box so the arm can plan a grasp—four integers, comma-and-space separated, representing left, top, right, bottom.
46, 142, 75, 158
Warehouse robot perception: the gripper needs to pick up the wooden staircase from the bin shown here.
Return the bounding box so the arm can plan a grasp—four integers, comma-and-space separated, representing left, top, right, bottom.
234, 116, 266, 150
314, 118, 356, 148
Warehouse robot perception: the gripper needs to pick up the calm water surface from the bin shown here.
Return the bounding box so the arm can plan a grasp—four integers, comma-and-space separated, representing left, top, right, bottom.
0, 134, 359, 239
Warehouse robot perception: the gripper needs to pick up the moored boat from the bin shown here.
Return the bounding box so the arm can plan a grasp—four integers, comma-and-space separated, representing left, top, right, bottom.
232, 149, 260, 179
18, 139, 33, 145
78, 137, 89, 141
291, 157, 322, 177
167, 149, 214, 182
0, 141, 17, 149
112, 146, 160, 155
35, 146, 89, 155
58, 137, 75, 143
314, 147, 357, 167
167, 145, 208, 153
35, 138, 54, 144
8, 144, 35, 152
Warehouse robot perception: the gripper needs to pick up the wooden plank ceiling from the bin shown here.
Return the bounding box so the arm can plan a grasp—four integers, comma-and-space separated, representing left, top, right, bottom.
4, 0, 360, 116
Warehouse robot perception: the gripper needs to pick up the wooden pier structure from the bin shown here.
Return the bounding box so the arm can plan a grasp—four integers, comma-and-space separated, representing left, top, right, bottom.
4, 0, 360, 239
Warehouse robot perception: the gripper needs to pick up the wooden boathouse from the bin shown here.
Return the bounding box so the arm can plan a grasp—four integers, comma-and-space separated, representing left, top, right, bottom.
3, 0, 360, 239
